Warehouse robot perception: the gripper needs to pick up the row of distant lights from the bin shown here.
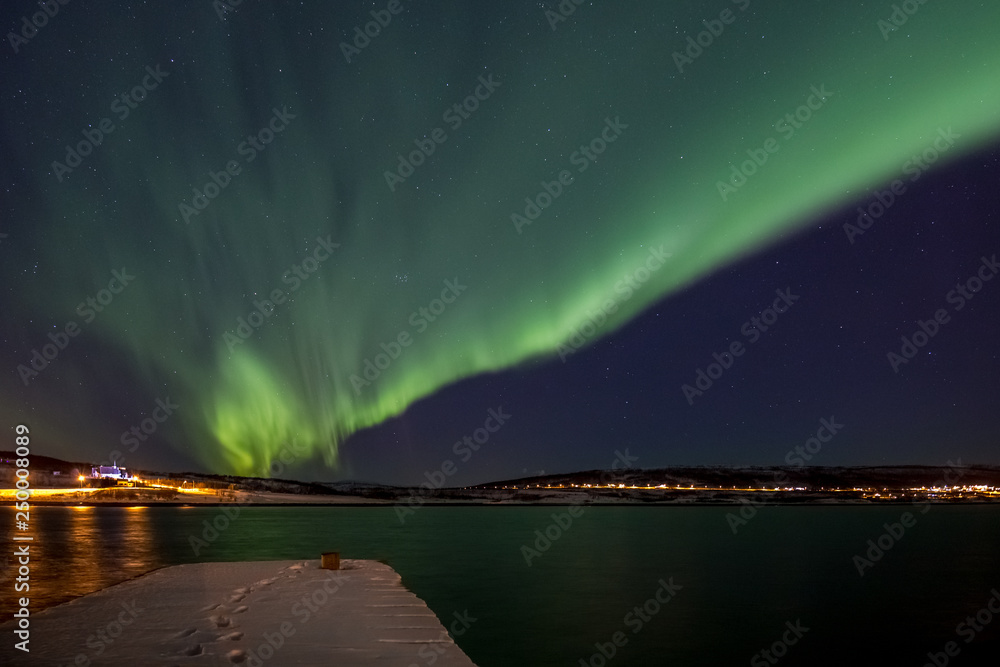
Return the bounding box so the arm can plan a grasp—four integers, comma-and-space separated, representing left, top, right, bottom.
480, 484, 1000, 493
72, 477, 214, 494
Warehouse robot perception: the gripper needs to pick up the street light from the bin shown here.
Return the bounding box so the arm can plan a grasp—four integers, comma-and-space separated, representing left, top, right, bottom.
78, 475, 85, 489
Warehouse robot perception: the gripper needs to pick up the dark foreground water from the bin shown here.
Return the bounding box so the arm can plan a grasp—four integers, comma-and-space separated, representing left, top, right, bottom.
2, 505, 999, 666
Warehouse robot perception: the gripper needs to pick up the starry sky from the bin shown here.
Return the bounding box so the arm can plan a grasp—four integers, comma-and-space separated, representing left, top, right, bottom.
2, 1, 999, 485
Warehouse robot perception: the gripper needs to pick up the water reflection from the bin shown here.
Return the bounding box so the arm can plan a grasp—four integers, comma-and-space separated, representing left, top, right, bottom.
63, 507, 101, 602
121, 506, 156, 568
1, 506, 162, 616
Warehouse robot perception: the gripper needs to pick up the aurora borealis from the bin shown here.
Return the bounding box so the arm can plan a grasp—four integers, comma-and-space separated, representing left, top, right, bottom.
2, 1, 1000, 482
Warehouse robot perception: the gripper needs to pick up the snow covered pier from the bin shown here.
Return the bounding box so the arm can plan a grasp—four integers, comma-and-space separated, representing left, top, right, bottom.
1, 559, 478, 666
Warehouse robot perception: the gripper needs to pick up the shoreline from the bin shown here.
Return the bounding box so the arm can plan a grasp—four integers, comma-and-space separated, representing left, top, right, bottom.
9, 498, 1000, 507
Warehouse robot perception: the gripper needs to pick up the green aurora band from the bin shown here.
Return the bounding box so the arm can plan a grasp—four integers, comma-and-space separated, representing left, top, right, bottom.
6, 1, 1000, 474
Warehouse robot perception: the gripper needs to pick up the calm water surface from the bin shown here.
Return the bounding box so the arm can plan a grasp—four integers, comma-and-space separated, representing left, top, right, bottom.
3, 505, 999, 666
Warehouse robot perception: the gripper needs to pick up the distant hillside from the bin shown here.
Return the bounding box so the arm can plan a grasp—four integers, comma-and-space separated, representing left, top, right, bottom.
0, 450, 370, 497
471, 464, 1000, 490
0, 451, 93, 488
0, 451, 91, 474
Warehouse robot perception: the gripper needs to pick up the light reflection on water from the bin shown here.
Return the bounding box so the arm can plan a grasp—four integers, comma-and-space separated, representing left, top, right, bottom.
3, 506, 163, 615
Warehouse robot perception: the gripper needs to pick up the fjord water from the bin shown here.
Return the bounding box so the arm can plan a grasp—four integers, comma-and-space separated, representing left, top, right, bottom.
5, 505, 999, 666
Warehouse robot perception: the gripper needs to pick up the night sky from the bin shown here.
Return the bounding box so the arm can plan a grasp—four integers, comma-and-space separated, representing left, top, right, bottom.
2, 1, 998, 486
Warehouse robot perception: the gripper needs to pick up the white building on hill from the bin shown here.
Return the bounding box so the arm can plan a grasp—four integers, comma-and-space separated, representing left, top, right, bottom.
91, 464, 131, 481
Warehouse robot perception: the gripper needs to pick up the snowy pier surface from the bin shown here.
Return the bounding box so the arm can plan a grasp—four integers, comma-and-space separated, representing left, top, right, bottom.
1, 559, 478, 666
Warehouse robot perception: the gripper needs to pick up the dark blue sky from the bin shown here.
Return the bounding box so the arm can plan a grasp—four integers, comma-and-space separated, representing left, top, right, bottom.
342, 146, 1000, 485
